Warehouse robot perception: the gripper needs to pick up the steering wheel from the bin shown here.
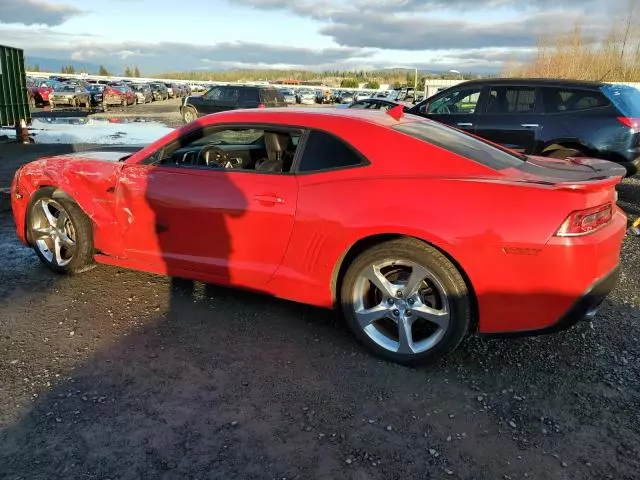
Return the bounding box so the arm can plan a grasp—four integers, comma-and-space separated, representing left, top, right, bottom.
197, 144, 242, 169
434, 104, 452, 114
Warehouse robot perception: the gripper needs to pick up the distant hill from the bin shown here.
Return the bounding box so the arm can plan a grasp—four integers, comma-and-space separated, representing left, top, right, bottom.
24, 56, 115, 75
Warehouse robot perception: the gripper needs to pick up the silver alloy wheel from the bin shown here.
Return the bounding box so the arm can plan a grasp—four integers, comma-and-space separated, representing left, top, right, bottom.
184, 109, 195, 123
352, 259, 450, 355
31, 198, 77, 267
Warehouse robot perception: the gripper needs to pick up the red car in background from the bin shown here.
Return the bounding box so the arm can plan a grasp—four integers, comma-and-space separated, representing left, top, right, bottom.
102, 84, 136, 108
9, 107, 627, 365
28, 79, 56, 106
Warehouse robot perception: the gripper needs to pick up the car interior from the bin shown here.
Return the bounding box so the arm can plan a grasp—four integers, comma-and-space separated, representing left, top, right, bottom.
155, 128, 301, 173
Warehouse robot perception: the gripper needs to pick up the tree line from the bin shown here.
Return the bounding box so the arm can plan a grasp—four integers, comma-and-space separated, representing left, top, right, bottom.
505, 2, 640, 81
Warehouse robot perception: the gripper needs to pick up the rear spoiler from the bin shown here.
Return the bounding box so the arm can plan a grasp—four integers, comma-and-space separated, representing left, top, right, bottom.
551, 176, 622, 192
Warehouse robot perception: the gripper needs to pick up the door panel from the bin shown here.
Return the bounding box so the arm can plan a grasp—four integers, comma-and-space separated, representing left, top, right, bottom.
475, 86, 543, 154
115, 164, 298, 286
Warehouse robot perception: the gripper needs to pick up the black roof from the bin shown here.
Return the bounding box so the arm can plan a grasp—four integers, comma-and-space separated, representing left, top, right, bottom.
454, 77, 605, 88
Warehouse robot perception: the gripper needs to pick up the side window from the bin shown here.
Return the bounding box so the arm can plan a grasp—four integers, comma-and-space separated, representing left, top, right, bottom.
426, 87, 482, 115
147, 126, 301, 174
239, 88, 259, 103
221, 87, 239, 101
542, 87, 610, 113
203, 86, 224, 101
486, 86, 536, 114
297, 130, 365, 173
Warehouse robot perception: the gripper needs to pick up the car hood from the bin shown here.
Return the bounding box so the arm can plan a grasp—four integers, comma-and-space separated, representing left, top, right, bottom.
55, 150, 138, 162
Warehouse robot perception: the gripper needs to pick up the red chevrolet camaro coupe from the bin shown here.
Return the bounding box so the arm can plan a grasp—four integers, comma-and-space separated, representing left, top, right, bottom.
10, 107, 628, 365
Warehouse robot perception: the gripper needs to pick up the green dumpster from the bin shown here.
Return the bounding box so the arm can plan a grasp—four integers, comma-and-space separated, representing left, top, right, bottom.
0, 44, 30, 129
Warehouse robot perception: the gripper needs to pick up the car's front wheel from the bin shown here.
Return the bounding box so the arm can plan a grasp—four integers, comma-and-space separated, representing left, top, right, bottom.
28, 189, 95, 274
340, 238, 472, 365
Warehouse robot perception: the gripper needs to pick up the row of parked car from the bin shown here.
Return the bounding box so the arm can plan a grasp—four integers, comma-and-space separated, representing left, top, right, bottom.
26, 76, 193, 110
181, 79, 640, 176
276, 87, 426, 106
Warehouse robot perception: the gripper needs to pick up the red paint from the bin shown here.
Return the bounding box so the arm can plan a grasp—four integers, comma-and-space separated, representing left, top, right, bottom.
10, 108, 627, 334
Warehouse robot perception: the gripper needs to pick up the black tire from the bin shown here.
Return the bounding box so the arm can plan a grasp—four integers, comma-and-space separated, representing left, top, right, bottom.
182, 106, 197, 123
339, 238, 472, 366
544, 147, 585, 159
27, 188, 95, 275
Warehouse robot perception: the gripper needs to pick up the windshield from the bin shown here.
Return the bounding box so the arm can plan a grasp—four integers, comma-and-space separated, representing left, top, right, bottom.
601, 84, 640, 117
114, 86, 128, 93
393, 120, 527, 170
54, 84, 75, 92
86, 85, 104, 92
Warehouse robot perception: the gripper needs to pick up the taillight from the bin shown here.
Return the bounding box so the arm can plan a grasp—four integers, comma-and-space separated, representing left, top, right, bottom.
555, 203, 613, 236
617, 116, 640, 128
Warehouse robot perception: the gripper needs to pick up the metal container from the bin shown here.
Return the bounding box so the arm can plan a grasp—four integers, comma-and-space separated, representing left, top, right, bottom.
0, 44, 30, 128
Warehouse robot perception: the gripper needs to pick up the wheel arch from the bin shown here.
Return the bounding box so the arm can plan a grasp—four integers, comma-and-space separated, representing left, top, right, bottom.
330, 233, 479, 332
540, 140, 594, 156
25, 184, 116, 255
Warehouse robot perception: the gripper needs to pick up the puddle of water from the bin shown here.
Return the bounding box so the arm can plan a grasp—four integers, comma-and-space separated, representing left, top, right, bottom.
0, 116, 175, 145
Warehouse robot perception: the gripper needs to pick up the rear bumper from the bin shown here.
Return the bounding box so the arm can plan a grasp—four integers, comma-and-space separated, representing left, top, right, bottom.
481, 265, 620, 339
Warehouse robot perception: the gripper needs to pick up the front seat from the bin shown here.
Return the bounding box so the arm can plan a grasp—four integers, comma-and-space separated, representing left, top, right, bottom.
255, 132, 292, 172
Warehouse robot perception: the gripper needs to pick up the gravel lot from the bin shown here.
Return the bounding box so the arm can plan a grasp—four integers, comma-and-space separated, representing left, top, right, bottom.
0, 142, 638, 479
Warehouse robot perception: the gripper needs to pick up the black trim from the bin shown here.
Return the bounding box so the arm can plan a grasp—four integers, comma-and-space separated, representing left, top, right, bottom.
480, 266, 620, 339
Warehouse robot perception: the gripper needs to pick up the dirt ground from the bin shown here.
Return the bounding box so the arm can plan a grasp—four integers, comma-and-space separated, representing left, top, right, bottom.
0, 142, 639, 480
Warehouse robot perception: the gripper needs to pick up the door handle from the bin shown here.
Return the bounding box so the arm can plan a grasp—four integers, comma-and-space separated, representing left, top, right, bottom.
521, 124, 540, 128
457, 122, 473, 127
253, 194, 285, 205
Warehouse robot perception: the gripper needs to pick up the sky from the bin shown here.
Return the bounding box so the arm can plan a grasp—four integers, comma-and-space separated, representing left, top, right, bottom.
0, 0, 632, 74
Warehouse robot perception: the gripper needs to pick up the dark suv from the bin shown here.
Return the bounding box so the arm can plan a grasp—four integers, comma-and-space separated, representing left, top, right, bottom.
408, 78, 640, 175
180, 85, 287, 123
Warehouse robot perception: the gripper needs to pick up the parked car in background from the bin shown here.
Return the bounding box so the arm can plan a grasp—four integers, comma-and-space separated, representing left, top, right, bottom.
345, 98, 404, 111
315, 89, 333, 104
409, 78, 640, 176
150, 83, 169, 101
29, 80, 56, 106
49, 83, 91, 109
297, 89, 316, 105
163, 82, 175, 98
102, 84, 136, 108
180, 85, 287, 123
279, 88, 297, 104
131, 83, 154, 104
85, 84, 105, 107
355, 91, 371, 101
10, 108, 627, 366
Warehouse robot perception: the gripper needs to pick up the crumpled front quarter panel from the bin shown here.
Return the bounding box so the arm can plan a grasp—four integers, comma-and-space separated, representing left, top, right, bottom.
17, 157, 123, 255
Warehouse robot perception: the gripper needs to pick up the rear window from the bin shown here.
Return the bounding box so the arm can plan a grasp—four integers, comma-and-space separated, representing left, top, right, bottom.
393, 120, 526, 170
601, 84, 640, 117
260, 88, 285, 103
543, 87, 610, 113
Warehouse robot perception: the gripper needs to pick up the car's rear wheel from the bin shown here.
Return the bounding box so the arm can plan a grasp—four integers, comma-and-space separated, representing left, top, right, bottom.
340, 238, 471, 365
544, 147, 585, 159
28, 190, 95, 274
182, 107, 197, 123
